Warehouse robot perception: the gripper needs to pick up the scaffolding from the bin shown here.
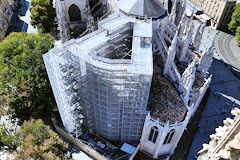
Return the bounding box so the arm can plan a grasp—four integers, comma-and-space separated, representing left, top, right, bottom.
43, 15, 153, 142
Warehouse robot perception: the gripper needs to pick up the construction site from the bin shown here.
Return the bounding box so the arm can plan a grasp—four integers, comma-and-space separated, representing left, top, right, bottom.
44, 0, 214, 159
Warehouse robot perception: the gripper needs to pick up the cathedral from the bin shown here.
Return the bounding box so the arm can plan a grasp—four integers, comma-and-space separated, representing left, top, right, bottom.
44, 0, 213, 158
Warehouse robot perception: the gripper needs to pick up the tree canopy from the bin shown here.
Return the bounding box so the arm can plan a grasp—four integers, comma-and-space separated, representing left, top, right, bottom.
30, 0, 55, 33
0, 32, 55, 120
0, 118, 20, 152
228, 3, 240, 45
0, 119, 69, 160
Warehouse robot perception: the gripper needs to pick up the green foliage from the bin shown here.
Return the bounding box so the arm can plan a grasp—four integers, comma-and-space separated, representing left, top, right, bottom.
0, 32, 55, 120
0, 121, 20, 152
236, 26, 240, 45
30, 0, 55, 33
14, 119, 69, 160
1, 119, 69, 160
228, 3, 240, 45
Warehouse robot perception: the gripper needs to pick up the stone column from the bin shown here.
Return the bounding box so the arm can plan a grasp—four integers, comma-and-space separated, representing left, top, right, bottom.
153, 122, 169, 159
140, 113, 151, 148
164, 32, 178, 76
164, 0, 168, 10
179, 22, 194, 62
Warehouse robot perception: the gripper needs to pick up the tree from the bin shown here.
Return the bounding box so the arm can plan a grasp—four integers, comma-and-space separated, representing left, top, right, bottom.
30, 0, 55, 33
236, 26, 240, 46
0, 117, 20, 153
0, 119, 70, 160
228, 3, 240, 45
15, 119, 69, 160
0, 32, 55, 120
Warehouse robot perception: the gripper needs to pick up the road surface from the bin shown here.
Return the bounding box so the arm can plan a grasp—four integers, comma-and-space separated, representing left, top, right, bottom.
215, 32, 240, 70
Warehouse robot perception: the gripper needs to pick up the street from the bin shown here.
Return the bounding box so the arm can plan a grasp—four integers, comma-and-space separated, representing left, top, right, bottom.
215, 32, 240, 71
6, 0, 37, 36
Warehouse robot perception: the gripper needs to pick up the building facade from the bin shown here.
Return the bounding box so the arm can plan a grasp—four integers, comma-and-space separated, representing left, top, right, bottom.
0, 0, 13, 41
55, 0, 109, 42
189, 0, 237, 31
44, 0, 214, 158
198, 107, 240, 160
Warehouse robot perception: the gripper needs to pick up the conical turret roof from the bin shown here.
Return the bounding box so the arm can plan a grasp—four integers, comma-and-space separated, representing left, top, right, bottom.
115, 0, 167, 19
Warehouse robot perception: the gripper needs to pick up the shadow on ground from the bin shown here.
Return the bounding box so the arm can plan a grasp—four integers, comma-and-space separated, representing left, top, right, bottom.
18, 0, 29, 16
5, 0, 29, 36
171, 58, 240, 160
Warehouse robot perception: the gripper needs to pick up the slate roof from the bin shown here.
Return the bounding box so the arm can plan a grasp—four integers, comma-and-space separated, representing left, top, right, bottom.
115, 0, 167, 18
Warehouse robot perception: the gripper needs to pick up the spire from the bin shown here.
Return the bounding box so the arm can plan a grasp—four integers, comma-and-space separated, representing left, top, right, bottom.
182, 0, 186, 10
179, 22, 194, 62
198, 45, 214, 74
184, 5, 195, 34
171, 0, 177, 14
178, 11, 187, 39
164, 0, 168, 10
185, 22, 194, 42
175, 0, 186, 25
169, 0, 177, 23
193, 22, 203, 50
200, 75, 212, 93
164, 32, 178, 75
171, 31, 178, 47
56, 0, 71, 42
182, 57, 197, 87
194, 20, 207, 50
181, 57, 197, 101
182, 57, 197, 84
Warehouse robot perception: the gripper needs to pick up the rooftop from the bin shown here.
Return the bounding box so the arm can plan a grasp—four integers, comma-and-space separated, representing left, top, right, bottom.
177, 63, 205, 89
93, 22, 133, 59
193, 72, 205, 89
114, 0, 167, 19
46, 14, 153, 75
148, 59, 188, 123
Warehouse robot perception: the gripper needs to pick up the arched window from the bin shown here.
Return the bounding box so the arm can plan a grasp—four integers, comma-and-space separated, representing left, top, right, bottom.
148, 126, 159, 143
163, 129, 175, 144
68, 4, 81, 22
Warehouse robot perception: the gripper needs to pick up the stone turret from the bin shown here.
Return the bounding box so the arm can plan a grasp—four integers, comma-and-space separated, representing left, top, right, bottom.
169, 0, 177, 23
164, 0, 168, 9
194, 21, 207, 51
176, 0, 186, 25
198, 45, 214, 75
179, 22, 194, 62
180, 58, 197, 103
164, 32, 178, 76
178, 10, 187, 39
56, 0, 71, 42
183, 7, 194, 35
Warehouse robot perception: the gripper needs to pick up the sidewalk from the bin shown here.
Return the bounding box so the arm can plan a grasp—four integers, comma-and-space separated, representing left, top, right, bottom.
215, 32, 240, 71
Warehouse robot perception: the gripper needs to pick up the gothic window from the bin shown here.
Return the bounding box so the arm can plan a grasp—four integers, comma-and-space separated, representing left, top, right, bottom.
148, 126, 159, 143
163, 129, 175, 144
68, 4, 81, 22
89, 0, 98, 9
